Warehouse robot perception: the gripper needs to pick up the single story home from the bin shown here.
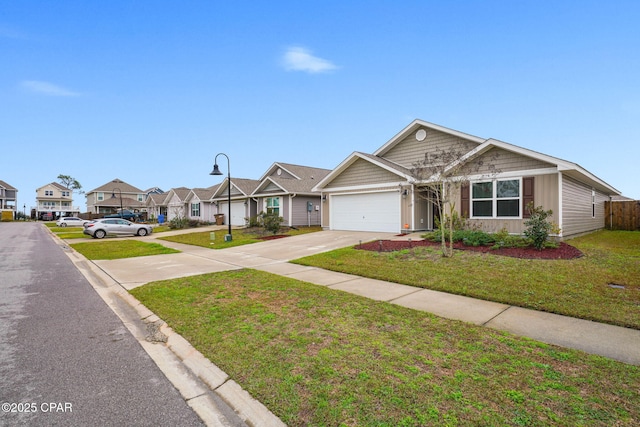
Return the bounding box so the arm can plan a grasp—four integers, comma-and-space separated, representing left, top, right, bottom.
211, 178, 261, 226
313, 119, 621, 238
251, 162, 330, 227
185, 186, 219, 223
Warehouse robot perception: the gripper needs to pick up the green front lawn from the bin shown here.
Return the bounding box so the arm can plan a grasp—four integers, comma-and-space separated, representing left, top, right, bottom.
292, 230, 640, 329
159, 226, 322, 249
131, 269, 640, 426
50, 226, 87, 239
70, 240, 180, 260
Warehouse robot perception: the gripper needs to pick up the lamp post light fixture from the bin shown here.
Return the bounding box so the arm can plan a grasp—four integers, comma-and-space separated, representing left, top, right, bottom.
110, 187, 123, 218
210, 153, 232, 241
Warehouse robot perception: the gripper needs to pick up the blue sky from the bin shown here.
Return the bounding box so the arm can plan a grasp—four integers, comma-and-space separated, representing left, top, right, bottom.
2, 1, 639, 210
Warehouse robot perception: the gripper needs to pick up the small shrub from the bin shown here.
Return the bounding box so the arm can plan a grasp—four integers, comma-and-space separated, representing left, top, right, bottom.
524, 202, 554, 250
260, 212, 284, 235
169, 216, 189, 229
455, 229, 495, 246
246, 215, 262, 228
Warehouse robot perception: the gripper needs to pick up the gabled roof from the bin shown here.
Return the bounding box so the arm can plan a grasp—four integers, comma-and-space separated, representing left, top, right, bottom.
313, 152, 413, 191
317, 119, 621, 196
452, 138, 620, 195
0, 180, 16, 190
145, 187, 165, 195
373, 119, 485, 157
147, 192, 170, 206
186, 185, 219, 202
88, 178, 143, 194
258, 162, 331, 182
212, 178, 260, 199
36, 182, 71, 192
165, 187, 192, 203
254, 162, 331, 195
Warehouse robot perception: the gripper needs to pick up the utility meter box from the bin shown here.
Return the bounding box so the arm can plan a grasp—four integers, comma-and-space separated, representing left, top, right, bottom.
307, 201, 313, 212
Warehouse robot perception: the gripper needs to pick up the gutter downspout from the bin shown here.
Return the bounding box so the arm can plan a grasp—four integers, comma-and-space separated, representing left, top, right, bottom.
290, 193, 296, 227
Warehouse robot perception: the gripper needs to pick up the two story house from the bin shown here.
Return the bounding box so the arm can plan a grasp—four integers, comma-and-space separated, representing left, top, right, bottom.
35, 182, 80, 220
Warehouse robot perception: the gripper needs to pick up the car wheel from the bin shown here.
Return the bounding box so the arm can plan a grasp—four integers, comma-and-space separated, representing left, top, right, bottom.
137, 228, 148, 236
60, 223, 67, 227
94, 230, 107, 239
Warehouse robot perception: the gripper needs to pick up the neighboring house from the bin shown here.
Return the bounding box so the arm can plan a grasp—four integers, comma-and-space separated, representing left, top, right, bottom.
251, 162, 330, 227
185, 186, 219, 222
0, 180, 18, 211
145, 187, 165, 196
163, 187, 192, 221
86, 179, 147, 215
35, 182, 80, 219
314, 119, 621, 238
211, 178, 260, 226
146, 192, 169, 221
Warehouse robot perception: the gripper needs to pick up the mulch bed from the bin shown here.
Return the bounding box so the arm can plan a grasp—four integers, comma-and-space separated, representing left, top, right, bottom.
355, 239, 583, 260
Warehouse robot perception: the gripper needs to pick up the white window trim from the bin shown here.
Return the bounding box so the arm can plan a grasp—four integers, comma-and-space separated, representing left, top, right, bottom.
265, 196, 281, 216
191, 202, 200, 217
470, 177, 523, 219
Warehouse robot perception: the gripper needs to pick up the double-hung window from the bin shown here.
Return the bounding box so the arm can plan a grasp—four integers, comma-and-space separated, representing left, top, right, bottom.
266, 197, 280, 216
191, 203, 200, 217
471, 179, 521, 218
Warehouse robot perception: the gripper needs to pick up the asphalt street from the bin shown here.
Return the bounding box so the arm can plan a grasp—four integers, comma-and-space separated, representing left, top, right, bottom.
0, 222, 208, 426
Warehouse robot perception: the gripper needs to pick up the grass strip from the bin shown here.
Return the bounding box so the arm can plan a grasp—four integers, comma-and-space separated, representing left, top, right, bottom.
130, 269, 640, 426
159, 226, 322, 249
71, 240, 180, 260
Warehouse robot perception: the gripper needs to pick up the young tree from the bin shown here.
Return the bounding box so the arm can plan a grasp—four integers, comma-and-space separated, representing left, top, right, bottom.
57, 174, 83, 194
410, 142, 500, 257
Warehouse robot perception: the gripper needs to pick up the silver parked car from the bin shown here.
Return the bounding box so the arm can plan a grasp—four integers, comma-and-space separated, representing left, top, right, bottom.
83, 218, 153, 239
56, 217, 89, 227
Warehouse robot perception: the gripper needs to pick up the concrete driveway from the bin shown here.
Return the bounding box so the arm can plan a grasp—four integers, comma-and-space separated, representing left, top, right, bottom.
92, 230, 396, 289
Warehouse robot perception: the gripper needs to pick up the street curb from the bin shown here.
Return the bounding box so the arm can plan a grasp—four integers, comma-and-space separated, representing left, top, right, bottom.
54, 234, 286, 427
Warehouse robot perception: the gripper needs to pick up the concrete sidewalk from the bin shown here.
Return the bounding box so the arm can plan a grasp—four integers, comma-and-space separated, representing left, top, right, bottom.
91, 229, 640, 366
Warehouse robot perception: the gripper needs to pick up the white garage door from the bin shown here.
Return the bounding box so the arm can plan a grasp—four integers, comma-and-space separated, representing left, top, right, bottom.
219, 201, 246, 226
331, 192, 400, 232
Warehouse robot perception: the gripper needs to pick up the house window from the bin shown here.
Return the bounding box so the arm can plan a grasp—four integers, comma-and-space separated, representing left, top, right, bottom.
45, 190, 54, 196
62, 191, 70, 197
97, 192, 104, 201
266, 197, 280, 216
592, 190, 596, 218
471, 179, 521, 218
138, 194, 144, 202
191, 203, 200, 217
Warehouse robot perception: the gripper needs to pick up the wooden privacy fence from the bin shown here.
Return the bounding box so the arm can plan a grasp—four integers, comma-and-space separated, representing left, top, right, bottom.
605, 200, 640, 231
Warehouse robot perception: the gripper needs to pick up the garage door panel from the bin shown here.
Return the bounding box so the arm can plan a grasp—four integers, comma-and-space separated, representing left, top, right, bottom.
219, 202, 246, 226
331, 192, 399, 232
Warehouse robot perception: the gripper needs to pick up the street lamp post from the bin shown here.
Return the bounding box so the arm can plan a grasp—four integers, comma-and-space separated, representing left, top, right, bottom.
110, 187, 123, 218
23, 204, 26, 221
210, 153, 232, 241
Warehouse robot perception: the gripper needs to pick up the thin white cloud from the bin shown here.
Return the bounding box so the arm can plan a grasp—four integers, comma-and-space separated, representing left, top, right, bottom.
282, 46, 338, 74
21, 80, 81, 97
